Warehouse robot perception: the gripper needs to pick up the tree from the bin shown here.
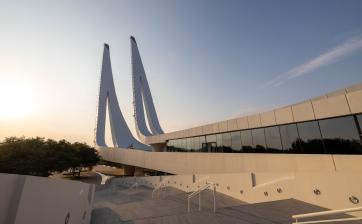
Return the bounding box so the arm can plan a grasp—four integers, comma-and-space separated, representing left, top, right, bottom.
0, 137, 100, 177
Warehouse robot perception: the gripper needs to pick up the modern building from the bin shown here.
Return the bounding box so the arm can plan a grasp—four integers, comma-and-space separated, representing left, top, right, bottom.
96, 36, 362, 221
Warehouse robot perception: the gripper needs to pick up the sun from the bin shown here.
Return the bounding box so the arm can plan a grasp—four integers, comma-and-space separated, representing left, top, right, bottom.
0, 77, 36, 120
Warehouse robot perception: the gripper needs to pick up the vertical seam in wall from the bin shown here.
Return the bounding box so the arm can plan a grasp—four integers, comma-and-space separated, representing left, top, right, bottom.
290, 106, 296, 123
5, 175, 26, 224
310, 100, 317, 120
344, 93, 352, 114
247, 116, 251, 129
331, 154, 337, 171
272, 110, 277, 125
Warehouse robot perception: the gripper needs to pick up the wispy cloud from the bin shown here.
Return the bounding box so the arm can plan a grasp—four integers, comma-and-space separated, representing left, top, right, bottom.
262, 35, 362, 88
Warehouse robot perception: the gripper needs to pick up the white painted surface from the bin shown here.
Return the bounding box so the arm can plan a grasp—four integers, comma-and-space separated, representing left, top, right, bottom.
0, 173, 95, 224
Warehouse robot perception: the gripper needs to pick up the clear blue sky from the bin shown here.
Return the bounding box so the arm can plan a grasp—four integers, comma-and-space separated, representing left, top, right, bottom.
1, 0, 362, 145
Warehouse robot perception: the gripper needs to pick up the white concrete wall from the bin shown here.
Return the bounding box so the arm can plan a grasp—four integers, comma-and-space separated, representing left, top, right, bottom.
0, 173, 95, 224
115, 171, 362, 215
98, 148, 362, 174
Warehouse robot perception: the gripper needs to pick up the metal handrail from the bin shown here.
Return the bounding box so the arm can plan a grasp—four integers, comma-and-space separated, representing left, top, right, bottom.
152, 177, 171, 198
127, 182, 138, 191
187, 181, 216, 213
292, 206, 362, 224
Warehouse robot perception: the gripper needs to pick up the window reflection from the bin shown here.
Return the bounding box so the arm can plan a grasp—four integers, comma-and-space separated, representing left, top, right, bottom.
216, 134, 223, 152
319, 116, 362, 154
200, 136, 206, 152
252, 128, 266, 152
222, 132, 232, 153
166, 114, 362, 154
241, 130, 253, 152
186, 138, 191, 151
357, 114, 362, 132
206, 135, 216, 143
230, 131, 242, 152
181, 139, 187, 152
297, 121, 324, 154
280, 124, 301, 153
265, 126, 283, 152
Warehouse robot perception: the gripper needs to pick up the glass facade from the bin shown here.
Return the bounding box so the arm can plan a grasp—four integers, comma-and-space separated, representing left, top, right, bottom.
297, 121, 324, 154
357, 114, 362, 129
252, 128, 266, 152
319, 116, 362, 154
206, 134, 216, 143
230, 131, 242, 152
166, 114, 362, 154
241, 130, 253, 152
279, 124, 301, 153
222, 132, 232, 152
216, 134, 223, 152
265, 126, 283, 152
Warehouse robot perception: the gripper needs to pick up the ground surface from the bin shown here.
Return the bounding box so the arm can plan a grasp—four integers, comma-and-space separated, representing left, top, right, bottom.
90, 178, 362, 224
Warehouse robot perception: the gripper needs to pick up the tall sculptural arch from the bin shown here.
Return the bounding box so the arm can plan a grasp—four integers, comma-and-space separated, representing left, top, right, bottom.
131, 36, 164, 139
95, 44, 150, 150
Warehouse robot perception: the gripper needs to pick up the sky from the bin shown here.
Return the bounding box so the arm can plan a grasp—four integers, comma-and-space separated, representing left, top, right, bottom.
0, 0, 362, 146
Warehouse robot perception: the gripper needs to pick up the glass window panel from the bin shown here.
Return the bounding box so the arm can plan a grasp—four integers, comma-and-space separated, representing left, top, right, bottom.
265, 126, 283, 152
199, 136, 206, 144
319, 116, 362, 154
230, 131, 242, 152
357, 114, 362, 132
297, 121, 324, 154
181, 139, 187, 152
174, 140, 177, 151
241, 130, 253, 152
206, 135, 216, 143
176, 139, 180, 150
190, 138, 195, 151
166, 140, 171, 151
193, 137, 200, 152
222, 133, 232, 153
252, 128, 267, 152
216, 134, 223, 152
199, 136, 206, 152
280, 124, 301, 153
186, 138, 191, 150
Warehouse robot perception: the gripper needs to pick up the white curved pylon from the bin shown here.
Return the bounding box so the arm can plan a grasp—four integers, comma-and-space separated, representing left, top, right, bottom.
131, 36, 164, 139
95, 44, 150, 150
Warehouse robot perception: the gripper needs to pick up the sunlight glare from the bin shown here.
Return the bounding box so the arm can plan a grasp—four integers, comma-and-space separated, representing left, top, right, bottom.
0, 77, 37, 120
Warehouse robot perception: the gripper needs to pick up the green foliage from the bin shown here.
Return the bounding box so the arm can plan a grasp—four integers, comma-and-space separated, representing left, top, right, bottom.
0, 137, 100, 177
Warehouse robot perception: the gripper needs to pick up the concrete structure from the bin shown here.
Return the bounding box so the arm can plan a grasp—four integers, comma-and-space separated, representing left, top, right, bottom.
95, 44, 149, 150
95, 37, 362, 220
143, 82, 362, 151
0, 173, 95, 224
91, 177, 362, 224
131, 36, 164, 140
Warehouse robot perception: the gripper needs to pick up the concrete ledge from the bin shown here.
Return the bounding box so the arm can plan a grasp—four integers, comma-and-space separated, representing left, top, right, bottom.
98, 148, 362, 174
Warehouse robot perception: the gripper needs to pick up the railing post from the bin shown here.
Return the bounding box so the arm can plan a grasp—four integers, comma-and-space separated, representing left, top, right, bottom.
199, 192, 201, 211
213, 184, 216, 213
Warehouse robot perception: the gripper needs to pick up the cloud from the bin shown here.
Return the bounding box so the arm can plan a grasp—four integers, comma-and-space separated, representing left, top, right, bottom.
263, 35, 362, 88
